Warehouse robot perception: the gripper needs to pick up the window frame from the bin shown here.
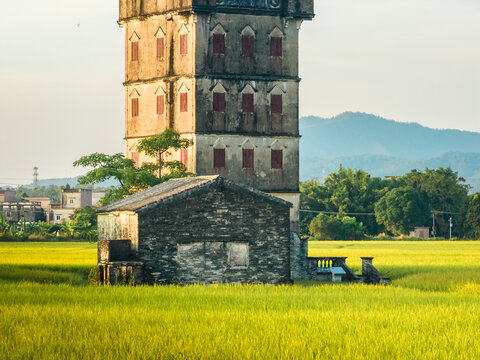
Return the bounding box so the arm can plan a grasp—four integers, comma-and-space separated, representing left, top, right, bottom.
212, 34, 225, 55
271, 149, 283, 169
270, 36, 282, 57
213, 148, 226, 169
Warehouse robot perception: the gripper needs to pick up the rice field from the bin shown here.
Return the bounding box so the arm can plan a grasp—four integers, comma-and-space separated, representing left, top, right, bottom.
1, 241, 480, 359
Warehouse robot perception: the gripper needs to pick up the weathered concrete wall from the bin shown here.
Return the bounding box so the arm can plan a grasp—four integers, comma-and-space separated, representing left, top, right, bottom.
50, 208, 74, 224
195, 79, 299, 136
136, 185, 291, 284
194, 134, 298, 192
119, 0, 314, 22
97, 212, 139, 262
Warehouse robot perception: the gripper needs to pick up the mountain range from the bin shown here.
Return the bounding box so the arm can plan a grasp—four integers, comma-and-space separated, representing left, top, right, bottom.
299, 112, 480, 192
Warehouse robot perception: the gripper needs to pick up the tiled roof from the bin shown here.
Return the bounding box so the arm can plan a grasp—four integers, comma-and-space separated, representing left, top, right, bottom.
97, 176, 292, 213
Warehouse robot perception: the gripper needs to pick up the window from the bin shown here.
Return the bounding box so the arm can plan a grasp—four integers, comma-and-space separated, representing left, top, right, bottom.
157, 95, 164, 115
213, 148, 225, 168
56, 215, 60, 221
242, 93, 254, 113
181, 148, 188, 168
242, 149, 254, 169
213, 92, 225, 112
271, 149, 283, 169
156, 37, 164, 59
131, 98, 139, 118
180, 34, 187, 55
69, 199, 74, 204
241, 35, 254, 56
131, 41, 138, 61
270, 94, 282, 114
180, 92, 188, 112
228, 243, 248, 268
213, 34, 225, 55
270, 37, 282, 57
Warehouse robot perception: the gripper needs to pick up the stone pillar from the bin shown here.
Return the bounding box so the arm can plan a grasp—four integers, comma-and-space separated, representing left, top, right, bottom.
361, 257, 374, 276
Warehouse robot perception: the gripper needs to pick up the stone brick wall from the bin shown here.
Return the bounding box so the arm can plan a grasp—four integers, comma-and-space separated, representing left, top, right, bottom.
137, 185, 291, 284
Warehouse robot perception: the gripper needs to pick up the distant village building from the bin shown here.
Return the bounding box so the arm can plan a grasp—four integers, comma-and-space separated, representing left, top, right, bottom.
0, 202, 46, 225
24, 197, 51, 223
98, 176, 293, 285
50, 188, 94, 224
92, 191, 106, 206
0, 190, 16, 202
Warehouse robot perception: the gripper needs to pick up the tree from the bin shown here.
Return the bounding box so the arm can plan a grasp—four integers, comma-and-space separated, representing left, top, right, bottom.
308, 213, 365, 240
299, 167, 388, 236
464, 193, 480, 239
399, 167, 469, 236
299, 179, 330, 235
341, 216, 366, 240
309, 213, 343, 240
374, 186, 427, 236
74, 130, 193, 206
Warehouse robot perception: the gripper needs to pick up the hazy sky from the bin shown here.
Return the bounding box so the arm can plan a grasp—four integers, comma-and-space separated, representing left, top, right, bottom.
1, 0, 479, 185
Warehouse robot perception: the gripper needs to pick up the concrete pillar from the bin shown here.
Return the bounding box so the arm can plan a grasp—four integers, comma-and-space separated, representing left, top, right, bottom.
361, 257, 374, 276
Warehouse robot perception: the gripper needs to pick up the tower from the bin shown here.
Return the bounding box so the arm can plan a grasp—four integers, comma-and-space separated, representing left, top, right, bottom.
119, 0, 314, 231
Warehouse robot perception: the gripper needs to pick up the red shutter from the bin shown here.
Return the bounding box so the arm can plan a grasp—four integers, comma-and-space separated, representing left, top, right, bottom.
242, 93, 254, 113
180, 93, 188, 112
214, 148, 225, 168
271, 94, 282, 114
213, 34, 225, 55
131, 152, 139, 169
180, 34, 187, 55
156, 37, 164, 59
270, 37, 282, 56
242, 35, 254, 56
242, 149, 254, 169
131, 41, 138, 61
157, 95, 164, 115
213, 92, 225, 112
181, 148, 188, 168
132, 98, 139, 118
271, 149, 283, 169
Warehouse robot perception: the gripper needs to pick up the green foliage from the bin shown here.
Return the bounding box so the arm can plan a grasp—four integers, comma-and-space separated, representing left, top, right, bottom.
309, 214, 365, 240
309, 213, 343, 240
374, 186, 427, 236
88, 266, 100, 286
464, 193, 480, 239
13, 185, 62, 203
74, 130, 193, 206
301, 166, 472, 238
136, 128, 192, 158
399, 167, 469, 236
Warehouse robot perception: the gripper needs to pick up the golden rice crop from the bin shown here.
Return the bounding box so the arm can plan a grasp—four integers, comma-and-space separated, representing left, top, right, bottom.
0, 241, 479, 359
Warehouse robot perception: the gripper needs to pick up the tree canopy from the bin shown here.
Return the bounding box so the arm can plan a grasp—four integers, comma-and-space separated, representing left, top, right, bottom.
301, 166, 476, 239
74, 130, 193, 206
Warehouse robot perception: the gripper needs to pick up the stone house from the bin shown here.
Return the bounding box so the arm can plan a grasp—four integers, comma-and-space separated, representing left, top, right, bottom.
97, 176, 293, 285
